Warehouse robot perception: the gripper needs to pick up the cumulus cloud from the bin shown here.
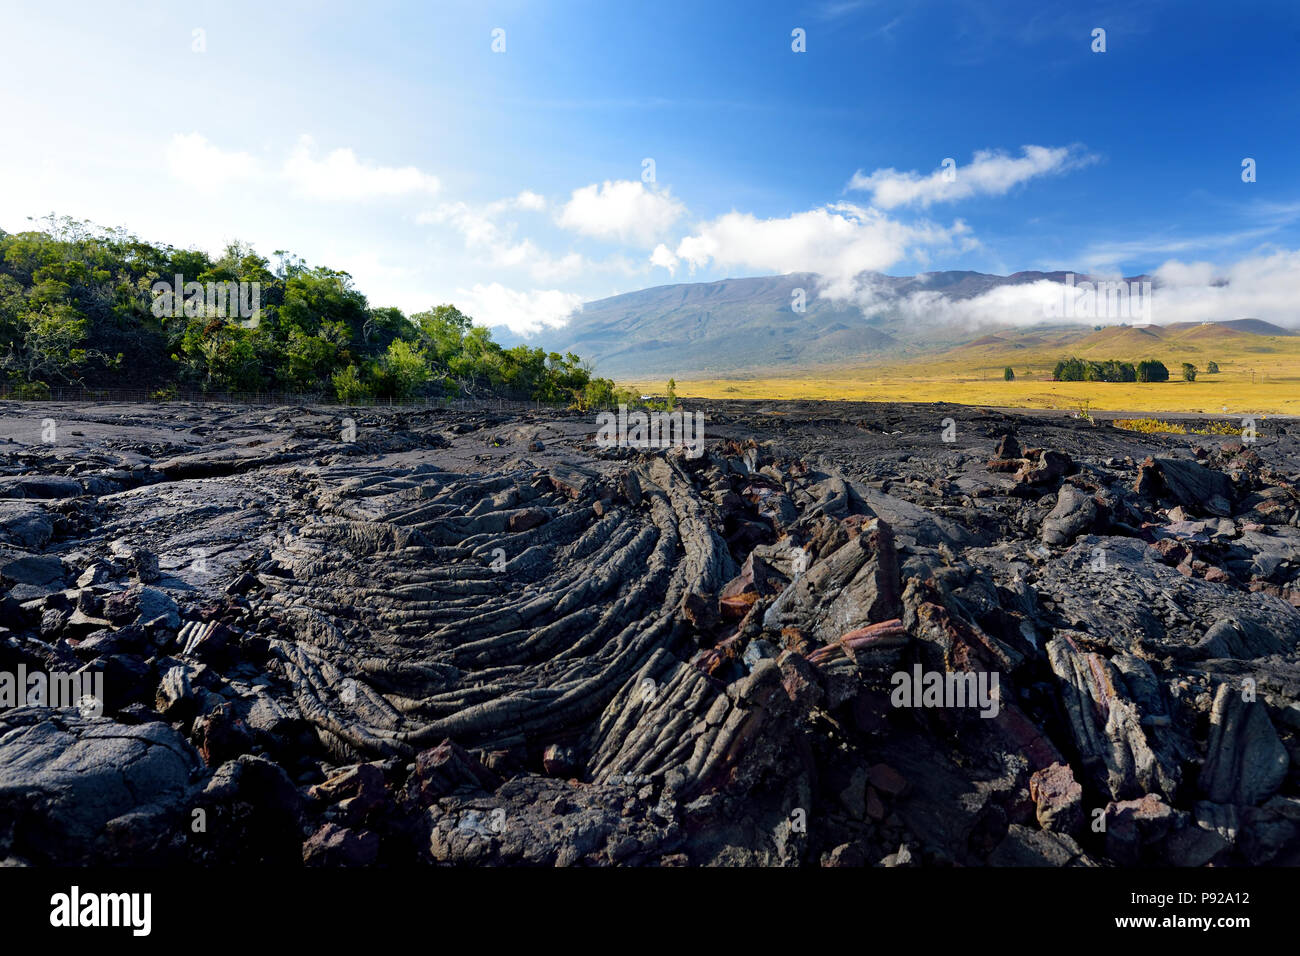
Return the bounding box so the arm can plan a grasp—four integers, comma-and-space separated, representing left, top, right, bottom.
835, 250, 1300, 333
422, 201, 587, 281
1148, 250, 1300, 327
847, 145, 1093, 209
284, 135, 440, 201
513, 190, 547, 212
649, 243, 679, 274
866, 279, 1074, 329
669, 202, 969, 297
558, 180, 686, 246
456, 283, 584, 335
164, 133, 260, 188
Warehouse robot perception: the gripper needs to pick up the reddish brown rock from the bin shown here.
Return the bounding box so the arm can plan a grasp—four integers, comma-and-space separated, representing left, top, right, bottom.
406, 739, 501, 806
303, 823, 380, 866
310, 762, 387, 824
987, 457, 1024, 472
1029, 762, 1084, 835
1016, 449, 1072, 487
865, 786, 886, 820
1104, 793, 1177, 865
681, 591, 717, 629
868, 763, 909, 798
806, 618, 908, 666
777, 649, 823, 710
542, 743, 577, 777
1151, 538, 1189, 565
192, 702, 253, 767
995, 434, 1023, 459
508, 508, 548, 532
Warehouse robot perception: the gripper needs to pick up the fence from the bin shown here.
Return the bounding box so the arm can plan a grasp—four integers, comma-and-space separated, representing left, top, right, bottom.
0, 385, 577, 414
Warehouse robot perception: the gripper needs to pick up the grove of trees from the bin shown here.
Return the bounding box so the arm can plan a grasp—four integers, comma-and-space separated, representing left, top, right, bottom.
0, 216, 624, 407
1052, 357, 1137, 382
1050, 357, 1175, 383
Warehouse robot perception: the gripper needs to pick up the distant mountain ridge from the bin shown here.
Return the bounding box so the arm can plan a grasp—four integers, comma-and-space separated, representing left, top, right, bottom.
513, 271, 1290, 379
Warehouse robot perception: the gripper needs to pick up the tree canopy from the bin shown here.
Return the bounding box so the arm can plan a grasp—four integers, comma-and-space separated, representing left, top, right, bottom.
0, 216, 620, 407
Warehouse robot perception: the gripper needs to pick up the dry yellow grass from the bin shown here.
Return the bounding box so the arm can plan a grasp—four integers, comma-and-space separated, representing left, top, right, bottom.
626, 329, 1300, 414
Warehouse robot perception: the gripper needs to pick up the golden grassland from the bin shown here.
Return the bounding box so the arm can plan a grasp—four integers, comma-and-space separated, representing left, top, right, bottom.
628, 328, 1300, 415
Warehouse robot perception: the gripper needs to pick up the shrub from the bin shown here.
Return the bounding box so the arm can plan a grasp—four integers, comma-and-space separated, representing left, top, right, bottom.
380, 340, 429, 399
1113, 418, 1186, 435
579, 377, 617, 411
14, 380, 51, 400
331, 364, 373, 404
1115, 417, 1238, 436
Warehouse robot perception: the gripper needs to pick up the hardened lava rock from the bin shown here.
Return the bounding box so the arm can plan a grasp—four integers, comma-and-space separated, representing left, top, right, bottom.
0, 399, 1297, 865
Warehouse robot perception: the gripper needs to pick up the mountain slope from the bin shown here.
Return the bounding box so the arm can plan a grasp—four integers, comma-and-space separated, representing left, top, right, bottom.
525, 270, 1165, 378
531, 274, 895, 377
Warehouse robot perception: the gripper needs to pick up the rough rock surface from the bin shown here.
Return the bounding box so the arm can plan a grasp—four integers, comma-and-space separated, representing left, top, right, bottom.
0, 399, 1297, 866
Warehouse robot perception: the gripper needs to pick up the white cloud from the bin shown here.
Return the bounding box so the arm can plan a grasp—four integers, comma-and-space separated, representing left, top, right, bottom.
873, 279, 1072, 328
847, 146, 1092, 209
421, 202, 498, 244
558, 180, 686, 246
834, 250, 1300, 332
480, 190, 549, 216
514, 190, 547, 211
423, 201, 587, 281
1152, 259, 1217, 288
164, 133, 260, 188
1148, 250, 1300, 327
283, 135, 440, 201
671, 202, 968, 297
457, 283, 584, 335
650, 243, 679, 274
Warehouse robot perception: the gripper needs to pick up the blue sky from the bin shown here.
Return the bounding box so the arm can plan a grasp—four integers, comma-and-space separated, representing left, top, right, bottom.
2, 0, 1298, 332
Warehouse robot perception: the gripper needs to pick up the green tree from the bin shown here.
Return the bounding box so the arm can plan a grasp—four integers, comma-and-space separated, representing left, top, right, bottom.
1182, 362, 1198, 382
281, 320, 349, 390
1003, 366, 1015, 381
1136, 359, 1170, 383
332, 364, 372, 403
1207, 361, 1220, 374
580, 377, 617, 410
9, 303, 89, 382
378, 339, 429, 398
0, 219, 608, 403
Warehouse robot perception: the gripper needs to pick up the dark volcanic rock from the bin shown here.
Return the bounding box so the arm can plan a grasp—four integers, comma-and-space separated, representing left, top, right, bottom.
1139, 457, 1235, 516
0, 709, 200, 864
1047, 634, 1183, 801
0, 399, 1297, 868
1041, 485, 1098, 545
1200, 682, 1289, 806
